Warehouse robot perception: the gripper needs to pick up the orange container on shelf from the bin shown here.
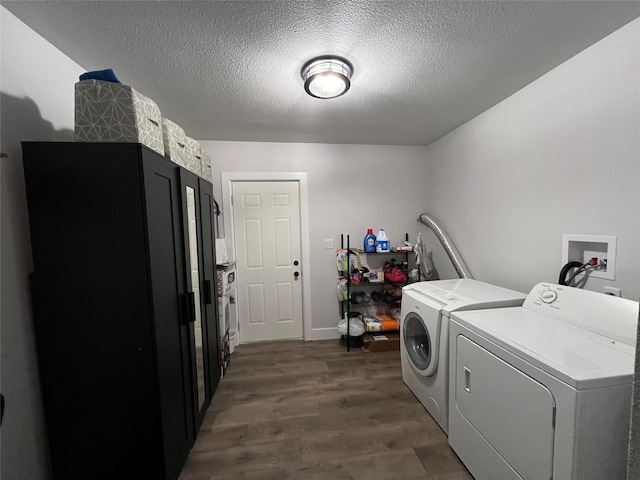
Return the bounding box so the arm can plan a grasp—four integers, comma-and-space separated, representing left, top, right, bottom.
363, 315, 398, 332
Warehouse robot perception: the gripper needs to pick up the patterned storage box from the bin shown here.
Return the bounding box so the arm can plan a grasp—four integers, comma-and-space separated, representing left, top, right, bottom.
161, 118, 187, 166
184, 136, 203, 176
200, 147, 212, 182
74, 80, 165, 156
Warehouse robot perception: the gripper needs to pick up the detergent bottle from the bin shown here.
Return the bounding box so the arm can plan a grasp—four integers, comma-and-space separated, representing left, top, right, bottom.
364, 228, 376, 253
376, 229, 390, 253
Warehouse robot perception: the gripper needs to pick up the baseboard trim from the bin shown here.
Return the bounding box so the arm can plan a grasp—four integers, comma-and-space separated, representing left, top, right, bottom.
307, 327, 341, 341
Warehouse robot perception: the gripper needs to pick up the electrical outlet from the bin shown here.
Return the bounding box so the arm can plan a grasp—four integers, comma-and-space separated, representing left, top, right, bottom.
323, 238, 334, 249
603, 286, 621, 297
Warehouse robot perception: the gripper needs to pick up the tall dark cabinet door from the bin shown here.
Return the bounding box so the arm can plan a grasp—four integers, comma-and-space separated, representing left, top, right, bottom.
199, 179, 222, 395
23, 143, 165, 479
178, 169, 211, 429
142, 151, 195, 480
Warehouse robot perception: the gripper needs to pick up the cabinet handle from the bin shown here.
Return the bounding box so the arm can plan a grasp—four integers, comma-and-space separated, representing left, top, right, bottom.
203, 280, 212, 305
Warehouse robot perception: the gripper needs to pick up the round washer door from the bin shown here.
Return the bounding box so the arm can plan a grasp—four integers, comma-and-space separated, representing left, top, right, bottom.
403, 311, 438, 377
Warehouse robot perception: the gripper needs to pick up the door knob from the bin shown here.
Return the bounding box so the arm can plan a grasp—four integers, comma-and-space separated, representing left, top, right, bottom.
294, 271, 300, 279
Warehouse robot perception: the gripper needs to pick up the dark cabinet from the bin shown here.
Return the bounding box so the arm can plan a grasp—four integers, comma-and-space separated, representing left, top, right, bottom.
22, 142, 220, 480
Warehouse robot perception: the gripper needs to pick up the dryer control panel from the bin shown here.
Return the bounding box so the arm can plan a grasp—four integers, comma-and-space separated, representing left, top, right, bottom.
524, 283, 638, 346
539, 289, 558, 304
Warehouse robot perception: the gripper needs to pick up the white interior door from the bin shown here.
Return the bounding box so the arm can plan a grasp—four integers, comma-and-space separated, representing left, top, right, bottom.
232, 180, 303, 342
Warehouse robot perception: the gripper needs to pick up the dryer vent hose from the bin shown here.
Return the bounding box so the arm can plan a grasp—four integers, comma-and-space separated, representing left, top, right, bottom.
417, 213, 473, 279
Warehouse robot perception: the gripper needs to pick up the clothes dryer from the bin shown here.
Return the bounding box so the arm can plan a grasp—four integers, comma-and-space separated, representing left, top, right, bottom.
448, 283, 639, 480
400, 279, 525, 434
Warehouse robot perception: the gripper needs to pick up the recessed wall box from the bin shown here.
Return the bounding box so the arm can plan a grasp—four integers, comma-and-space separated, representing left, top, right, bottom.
561, 234, 616, 280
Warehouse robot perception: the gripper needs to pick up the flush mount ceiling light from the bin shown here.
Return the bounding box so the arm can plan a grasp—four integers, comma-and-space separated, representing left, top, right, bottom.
301, 56, 353, 99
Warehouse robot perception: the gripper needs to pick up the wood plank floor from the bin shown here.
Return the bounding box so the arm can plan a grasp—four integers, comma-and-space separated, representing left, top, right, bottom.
179, 339, 472, 480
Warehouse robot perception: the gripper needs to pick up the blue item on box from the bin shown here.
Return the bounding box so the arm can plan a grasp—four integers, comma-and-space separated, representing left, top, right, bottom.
79, 68, 121, 84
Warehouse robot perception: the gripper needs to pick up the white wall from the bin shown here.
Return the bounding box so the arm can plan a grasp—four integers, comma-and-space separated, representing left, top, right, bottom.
424, 18, 640, 300
200, 141, 431, 339
0, 7, 85, 479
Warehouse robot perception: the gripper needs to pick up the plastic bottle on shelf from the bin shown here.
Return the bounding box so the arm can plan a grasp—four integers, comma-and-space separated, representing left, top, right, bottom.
336, 249, 348, 274
364, 228, 376, 253
337, 277, 348, 301
376, 229, 390, 253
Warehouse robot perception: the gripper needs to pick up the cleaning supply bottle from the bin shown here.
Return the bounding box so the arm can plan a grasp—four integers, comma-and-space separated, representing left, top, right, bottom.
336, 249, 348, 274
376, 229, 390, 253
337, 277, 348, 301
364, 228, 376, 253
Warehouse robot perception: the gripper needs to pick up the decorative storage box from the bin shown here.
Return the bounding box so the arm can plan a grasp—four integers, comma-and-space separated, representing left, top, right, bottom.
216, 262, 236, 296
200, 147, 212, 182
184, 136, 203, 177
161, 118, 187, 166
74, 80, 165, 156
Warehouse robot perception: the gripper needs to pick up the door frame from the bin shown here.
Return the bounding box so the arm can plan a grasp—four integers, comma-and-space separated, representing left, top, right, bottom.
221, 172, 311, 342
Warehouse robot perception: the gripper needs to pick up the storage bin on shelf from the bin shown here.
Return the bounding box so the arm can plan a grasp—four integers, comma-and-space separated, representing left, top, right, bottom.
184, 136, 203, 177
74, 79, 165, 156
161, 118, 187, 166
363, 315, 398, 332
200, 147, 212, 182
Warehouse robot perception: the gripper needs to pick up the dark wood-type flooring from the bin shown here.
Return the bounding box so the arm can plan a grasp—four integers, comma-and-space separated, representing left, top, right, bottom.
179, 339, 472, 480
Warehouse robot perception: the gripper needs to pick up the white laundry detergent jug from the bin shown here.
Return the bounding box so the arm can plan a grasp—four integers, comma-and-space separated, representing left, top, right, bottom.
376, 229, 390, 253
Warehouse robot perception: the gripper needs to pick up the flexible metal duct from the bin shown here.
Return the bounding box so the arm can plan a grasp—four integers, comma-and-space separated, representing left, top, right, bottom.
417, 213, 473, 279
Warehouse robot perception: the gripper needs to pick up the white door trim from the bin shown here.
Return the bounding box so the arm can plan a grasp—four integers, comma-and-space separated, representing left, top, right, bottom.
221, 172, 311, 342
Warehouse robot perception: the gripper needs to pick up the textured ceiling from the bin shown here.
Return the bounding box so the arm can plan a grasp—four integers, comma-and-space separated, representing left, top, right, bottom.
3, 1, 639, 146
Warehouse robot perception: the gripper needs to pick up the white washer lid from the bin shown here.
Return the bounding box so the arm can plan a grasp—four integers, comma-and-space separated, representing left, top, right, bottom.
452, 307, 635, 389
403, 279, 525, 313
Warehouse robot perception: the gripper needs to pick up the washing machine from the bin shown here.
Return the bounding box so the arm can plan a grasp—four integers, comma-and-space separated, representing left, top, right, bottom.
448, 282, 639, 480
400, 279, 526, 434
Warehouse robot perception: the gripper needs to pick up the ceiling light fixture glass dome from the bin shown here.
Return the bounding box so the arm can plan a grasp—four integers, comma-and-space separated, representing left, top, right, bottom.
301, 56, 353, 99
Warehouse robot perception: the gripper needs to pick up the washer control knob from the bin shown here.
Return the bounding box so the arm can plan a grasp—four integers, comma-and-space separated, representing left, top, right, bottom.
540, 289, 558, 304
